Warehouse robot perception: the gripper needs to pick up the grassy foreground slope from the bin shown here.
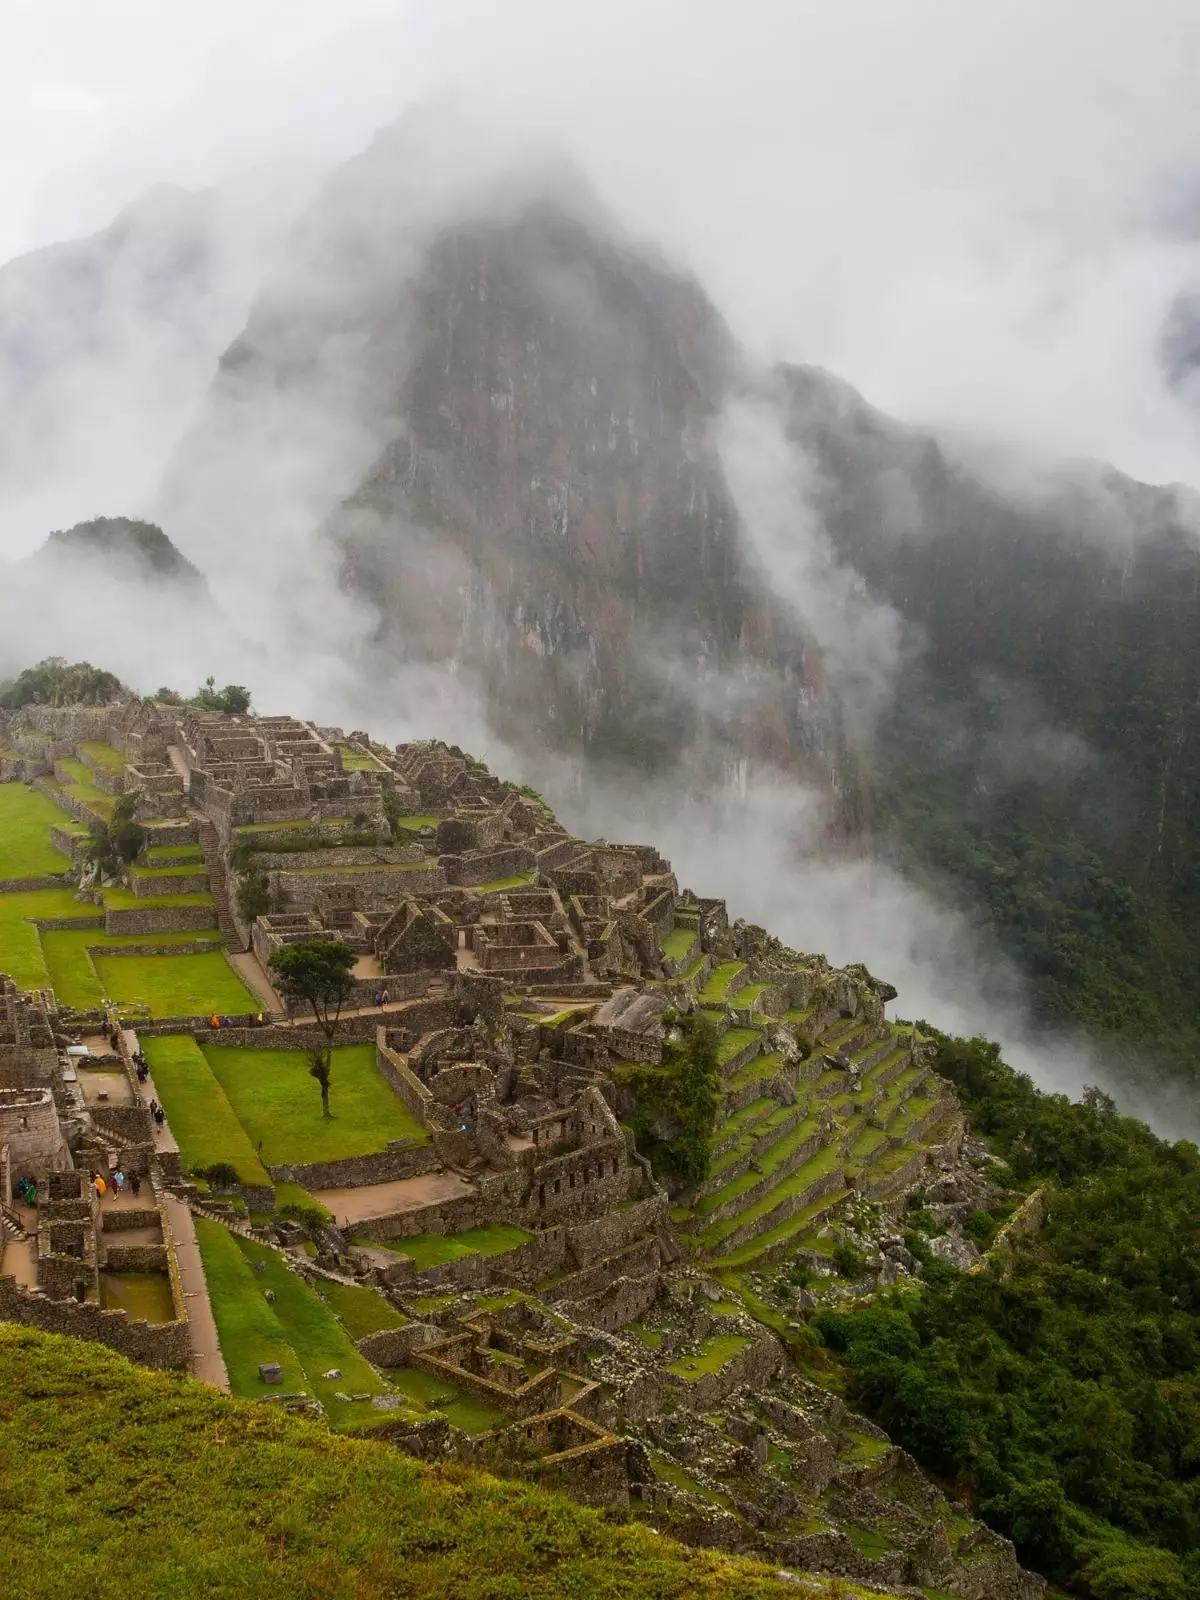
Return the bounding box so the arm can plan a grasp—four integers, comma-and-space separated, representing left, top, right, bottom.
0, 1325, 898, 1600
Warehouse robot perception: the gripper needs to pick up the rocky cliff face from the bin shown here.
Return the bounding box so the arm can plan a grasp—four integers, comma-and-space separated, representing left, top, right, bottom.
158, 117, 866, 834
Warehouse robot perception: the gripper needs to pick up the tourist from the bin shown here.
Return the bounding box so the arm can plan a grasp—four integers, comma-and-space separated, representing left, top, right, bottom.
380, 987, 390, 1006
93, 1173, 106, 1198
130, 1172, 141, 1198
154, 1106, 165, 1129
113, 1168, 125, 1195
373, 989, 382, 1008
210, 1012, 221, 1029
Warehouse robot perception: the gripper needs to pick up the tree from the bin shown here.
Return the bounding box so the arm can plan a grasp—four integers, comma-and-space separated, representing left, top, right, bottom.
188, 677, 252, 715
268, 939, 356, 1043
234, 865, 271, 923
307, 1048, 333, 1120
84, 794, 146, 880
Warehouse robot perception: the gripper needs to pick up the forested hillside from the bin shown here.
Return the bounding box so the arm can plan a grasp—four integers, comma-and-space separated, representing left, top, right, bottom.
818, 1030, 1200, 1600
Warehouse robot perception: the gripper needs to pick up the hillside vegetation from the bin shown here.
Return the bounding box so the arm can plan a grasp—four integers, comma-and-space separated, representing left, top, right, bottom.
0, 1324, 893, 1600
816, 1030, 1200, 1600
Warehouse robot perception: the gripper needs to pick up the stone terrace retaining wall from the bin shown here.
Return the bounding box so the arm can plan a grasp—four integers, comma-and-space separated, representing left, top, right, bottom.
129, 869, 211, 898
376, 1035, 434, 1125
274, 865, 445, 907
0, 1275, 189, 1368
667, 1330, 782, 1408
270, 1144, 439, 1192
105, 903, 218, 935
565, 1193, 669, 1269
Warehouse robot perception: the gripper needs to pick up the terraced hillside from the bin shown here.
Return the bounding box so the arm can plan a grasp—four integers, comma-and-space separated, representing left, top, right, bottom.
666, 946, 963, 1280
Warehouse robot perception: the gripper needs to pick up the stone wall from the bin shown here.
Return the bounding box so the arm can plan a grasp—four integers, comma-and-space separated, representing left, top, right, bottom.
104, 903, 218, 935
666, 1330, 782, 1408
274, 865, 445, 907
129, 869, 210, 898
565, 1193, 668, 1268
0, 1274, 189, 1368
559, 1270, 660, 1333
269, 1143, 439, 1193
376, 1036, 434, 1124
438, 845, 536, 888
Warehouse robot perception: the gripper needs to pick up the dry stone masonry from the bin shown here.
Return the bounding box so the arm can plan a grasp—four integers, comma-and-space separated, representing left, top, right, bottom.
0, 695, 1042, 1597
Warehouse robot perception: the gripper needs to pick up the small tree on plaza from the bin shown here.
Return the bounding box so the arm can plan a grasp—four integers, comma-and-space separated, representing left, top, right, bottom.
267, 939, 357, 1118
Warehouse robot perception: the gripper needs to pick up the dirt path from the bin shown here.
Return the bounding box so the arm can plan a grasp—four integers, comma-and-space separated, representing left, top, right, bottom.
165, 1195, 230, 1391
313, 1169, 475, 1228
230, 950, 282, 1014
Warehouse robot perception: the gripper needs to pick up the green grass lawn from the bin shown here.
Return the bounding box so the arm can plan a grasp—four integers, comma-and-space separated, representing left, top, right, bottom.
477, 872, 536, 893
393, 814, 438, 831
142, 1037, 272, 1185
77, 740, 126, 774
368, 1222, 532, 1270
0, 784, 75, 877
385, 1364, 511, 1435
233, 817, 353, 835
41, 929, 223, 1009
58, 758, 115, 820
662, 927, 698, 962
668, 1334, 750, 1380
193, 1217, 305, 1398
129, 863, 210, 881
699, 962, 746, 1004
337, 745, 384, 771
95, 951, 256, 1018
145, 843, 204, 864
202, 1042, 429, 1165
228, 1234, 393, 1428
103, 885, 215, 910
314, 1278, 407, 1340
0, 886, 101, 988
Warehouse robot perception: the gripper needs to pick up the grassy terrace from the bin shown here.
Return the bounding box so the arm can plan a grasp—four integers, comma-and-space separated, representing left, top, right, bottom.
314, 1278, 406, 1340
393, 814, 439, 831
695, 1113, 821, 1219
662, 926, 697, 962
129, 862, 209, 881
96, 952, 256, 1019
103, 885, 214, 910
0, 785, 74, 876
699, 962, 745, 1004
716, 1026, 760, 1067
142, 1036, 272, 1185
337, 744, 385, 771
195, 1220, 393, 1429
385, 1364, 511, 1436
364, 1221, 532, 1270
145, 843, 203, 864
203, 1042, 429, 1164
0, 886, 101, 989
77, 739, 126, 774
477, 871, 536, 893
699, 1145, 842, 1252
232, 816, 353, 835
668, 1333, 750, 1380
57, 757, 115, 820
42, 928, 223, 1009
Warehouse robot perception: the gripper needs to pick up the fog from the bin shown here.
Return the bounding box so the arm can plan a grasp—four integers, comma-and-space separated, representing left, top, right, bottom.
3, 2, 1200, 1135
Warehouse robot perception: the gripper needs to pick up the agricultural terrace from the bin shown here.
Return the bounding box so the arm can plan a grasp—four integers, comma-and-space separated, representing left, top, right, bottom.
0, 784, 74, 877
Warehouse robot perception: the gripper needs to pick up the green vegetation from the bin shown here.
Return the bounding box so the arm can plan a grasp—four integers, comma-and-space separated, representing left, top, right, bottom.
0, 785, 73, 877
816, 1028, 1200, 1598
668, 1334, 750, 1380
157, 676, 251, 714
662, 926, 697, 962
477, 871, 536, 893
620, 1012, 721, 1184
77, 739, 126, 774
268, 937, 356, 1043
0, 885, 101, 988
337, 744, 382, 770
95, 951, 256, 1018
0, 656, 123, 708
369, 1222, 532, 1270
313, 1278, 406, 1340
385, 1364, 512, 1436
41, 928, 222, 1008
141, 1037, 271, 1187
699, 962, 745, 1004
102, 884, 214, 909
203, 1042, 428, 1164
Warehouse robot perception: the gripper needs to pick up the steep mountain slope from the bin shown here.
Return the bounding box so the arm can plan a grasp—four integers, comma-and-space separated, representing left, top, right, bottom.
777, 365, 1200, 1075
34, 516, 205, 587
158, 115, 865, 833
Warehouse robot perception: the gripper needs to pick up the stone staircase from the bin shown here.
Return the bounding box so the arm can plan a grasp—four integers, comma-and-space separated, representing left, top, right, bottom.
190, 812, 244, 951
0, 1202, 25, 1242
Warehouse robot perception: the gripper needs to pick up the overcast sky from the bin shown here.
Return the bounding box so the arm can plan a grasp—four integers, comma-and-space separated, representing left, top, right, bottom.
6, 0, 1200, 485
